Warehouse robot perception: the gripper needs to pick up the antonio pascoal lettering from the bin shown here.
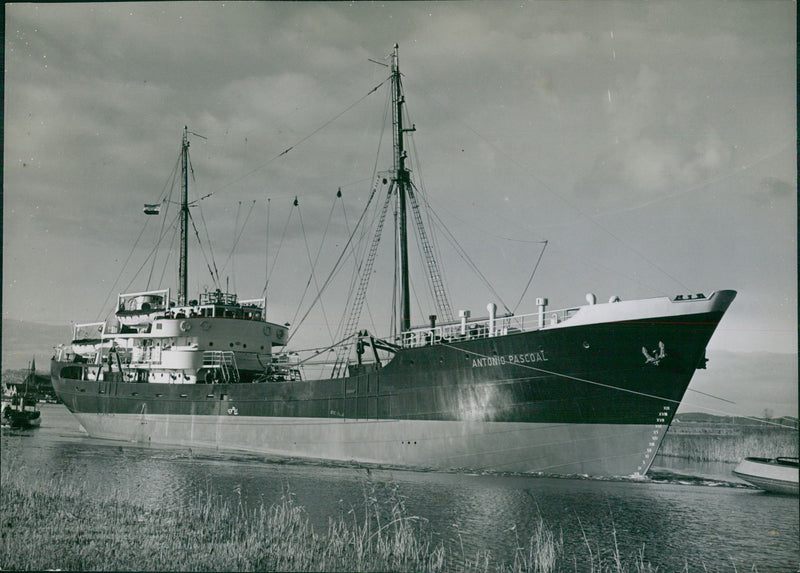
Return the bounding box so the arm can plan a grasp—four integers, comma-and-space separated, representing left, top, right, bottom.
471, 351, 548, 368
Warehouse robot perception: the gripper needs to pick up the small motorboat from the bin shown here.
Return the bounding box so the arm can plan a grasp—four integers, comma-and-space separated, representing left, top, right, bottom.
733, 457, 799, 495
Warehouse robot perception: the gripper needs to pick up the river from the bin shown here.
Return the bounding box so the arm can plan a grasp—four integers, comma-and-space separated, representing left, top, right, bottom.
2, 404, 798, 571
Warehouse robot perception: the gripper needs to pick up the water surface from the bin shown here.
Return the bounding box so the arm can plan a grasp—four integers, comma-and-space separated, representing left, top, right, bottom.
3, 404, 797, 571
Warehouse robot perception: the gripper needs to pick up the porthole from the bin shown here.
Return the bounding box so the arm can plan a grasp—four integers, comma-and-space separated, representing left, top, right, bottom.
209, 342, 214, 347
582, 341, 590, 349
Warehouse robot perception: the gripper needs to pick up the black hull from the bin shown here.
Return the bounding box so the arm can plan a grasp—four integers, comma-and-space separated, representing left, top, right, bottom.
51, 307, 729, 476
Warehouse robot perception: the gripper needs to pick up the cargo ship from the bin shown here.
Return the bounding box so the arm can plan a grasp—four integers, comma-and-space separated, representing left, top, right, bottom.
51, 46, 735, 477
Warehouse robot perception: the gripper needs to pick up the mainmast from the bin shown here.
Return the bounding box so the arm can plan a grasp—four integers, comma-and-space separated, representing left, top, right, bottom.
179, 126, 189, 306
391, 44, 415, 332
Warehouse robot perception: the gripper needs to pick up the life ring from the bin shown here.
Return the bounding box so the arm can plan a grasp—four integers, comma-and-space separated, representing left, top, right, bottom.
277, 329, 284, 339
180, 320, 192, 332
201, 321, 211, 331
263, 325, 272, 336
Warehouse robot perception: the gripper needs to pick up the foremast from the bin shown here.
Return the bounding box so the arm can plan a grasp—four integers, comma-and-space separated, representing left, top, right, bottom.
391, 44, 415, 333
178, 126, 190, 306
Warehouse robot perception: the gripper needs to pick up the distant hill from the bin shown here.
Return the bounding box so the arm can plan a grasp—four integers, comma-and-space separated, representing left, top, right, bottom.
1, 319, 71, 370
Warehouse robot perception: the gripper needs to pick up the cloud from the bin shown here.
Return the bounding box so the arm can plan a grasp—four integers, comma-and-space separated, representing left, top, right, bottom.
753, 177, 795, 205
2, 1, 795, 357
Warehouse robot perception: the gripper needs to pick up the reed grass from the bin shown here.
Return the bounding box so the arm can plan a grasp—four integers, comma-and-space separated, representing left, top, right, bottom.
659, 425, 798, 462
1, 453, 659, 572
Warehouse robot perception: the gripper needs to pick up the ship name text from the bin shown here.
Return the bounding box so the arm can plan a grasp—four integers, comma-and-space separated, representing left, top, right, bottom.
471, 351, 548, 368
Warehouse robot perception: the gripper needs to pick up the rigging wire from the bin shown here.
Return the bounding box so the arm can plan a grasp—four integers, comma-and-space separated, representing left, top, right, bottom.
212, 77, 390, 196
326, 88, 393, 347
331, 183, 395, 377
264, 198, 270, 304
292, 199, 335, 344
231, 201, 242, 292
426, 205, 514, 314
405, 79, 695, 293
146, 154, 181, 289
95, 219, 153, 322
95, 151, 182, 320
284, 179, 382, 348
155, 215, 181, 291
405, 109, 456, 317
591, 140, 794, 220
336, 187, 380, 341
406, 184, 454, 323
109, 210, 182, 305
195, 194, 220, 287
188, 211, 220, 291
261, 198, 297, 299
512, 240, 548, 314
219, 200, 257, 283
391, 197, 398, 337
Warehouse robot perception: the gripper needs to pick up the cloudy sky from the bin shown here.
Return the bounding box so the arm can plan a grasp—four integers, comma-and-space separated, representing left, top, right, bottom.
4, 2, 796, 415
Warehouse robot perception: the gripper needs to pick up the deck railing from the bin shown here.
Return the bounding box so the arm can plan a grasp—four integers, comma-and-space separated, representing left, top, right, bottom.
394, 306, 580, 349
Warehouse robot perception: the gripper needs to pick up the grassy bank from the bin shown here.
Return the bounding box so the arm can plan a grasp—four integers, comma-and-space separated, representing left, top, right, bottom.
1, 459, 661, 572
660, 423, 798, 462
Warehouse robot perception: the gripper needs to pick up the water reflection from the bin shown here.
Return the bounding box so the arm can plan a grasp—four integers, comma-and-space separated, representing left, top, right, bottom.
2, 405, 798, 571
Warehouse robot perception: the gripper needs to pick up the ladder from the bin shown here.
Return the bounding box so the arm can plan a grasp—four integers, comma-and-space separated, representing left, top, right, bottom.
203, 351, 240, 384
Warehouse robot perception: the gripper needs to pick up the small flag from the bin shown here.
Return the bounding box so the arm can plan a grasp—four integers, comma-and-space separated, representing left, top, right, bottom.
143, 203, 161, 215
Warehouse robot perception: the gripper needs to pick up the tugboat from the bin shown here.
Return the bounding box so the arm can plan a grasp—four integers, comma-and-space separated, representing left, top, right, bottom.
3, 360, 42, 429
50, 46, 736, 477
